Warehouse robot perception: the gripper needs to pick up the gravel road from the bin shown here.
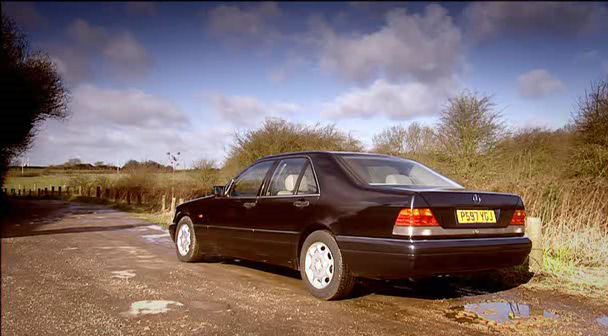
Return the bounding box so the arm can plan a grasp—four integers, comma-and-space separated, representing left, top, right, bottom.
1, 200, 606, 335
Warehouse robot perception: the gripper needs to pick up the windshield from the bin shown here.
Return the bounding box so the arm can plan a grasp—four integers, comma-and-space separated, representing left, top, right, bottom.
339, 155, 463, 189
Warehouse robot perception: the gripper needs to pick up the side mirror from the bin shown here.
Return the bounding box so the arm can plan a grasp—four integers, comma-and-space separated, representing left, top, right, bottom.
212, 185, 225, 196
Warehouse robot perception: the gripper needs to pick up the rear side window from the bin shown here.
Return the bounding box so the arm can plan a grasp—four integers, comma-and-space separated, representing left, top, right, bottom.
297, 164, 318, 195
340, 155, 463, 189
230, 161, 274, 197
266, 158, 308, 196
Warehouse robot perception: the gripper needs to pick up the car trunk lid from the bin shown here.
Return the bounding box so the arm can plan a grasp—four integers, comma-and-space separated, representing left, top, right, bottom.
417, 190, 521, 229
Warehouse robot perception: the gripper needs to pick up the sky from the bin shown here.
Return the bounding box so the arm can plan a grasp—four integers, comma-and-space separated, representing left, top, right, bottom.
4, 1, 608, 168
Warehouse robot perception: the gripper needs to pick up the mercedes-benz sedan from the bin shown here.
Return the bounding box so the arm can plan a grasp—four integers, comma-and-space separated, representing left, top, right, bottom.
170, 151, 531, 300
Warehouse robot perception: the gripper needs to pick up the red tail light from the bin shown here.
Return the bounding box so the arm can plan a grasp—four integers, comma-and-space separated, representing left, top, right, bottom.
510, 210, 526, 225
395, 208, 439, 227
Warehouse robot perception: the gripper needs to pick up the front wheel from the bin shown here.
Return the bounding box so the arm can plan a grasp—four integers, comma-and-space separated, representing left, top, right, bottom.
299, 230, 355, 300
175, 216, 203, 262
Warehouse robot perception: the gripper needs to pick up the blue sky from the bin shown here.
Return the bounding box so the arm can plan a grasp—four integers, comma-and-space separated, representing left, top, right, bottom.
4, 1, 608, 167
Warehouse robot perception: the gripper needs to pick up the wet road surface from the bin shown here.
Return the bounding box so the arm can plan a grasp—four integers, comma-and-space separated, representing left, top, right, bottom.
1, 200, 607, 335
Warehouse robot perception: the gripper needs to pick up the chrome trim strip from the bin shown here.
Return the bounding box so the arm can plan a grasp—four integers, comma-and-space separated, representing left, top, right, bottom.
206, 225, 298, 235
207, 225, 252, 232
336, 235, 528, 243
253, 228, 298, 235
392, 225, 524, 237
257, 194, 320, 199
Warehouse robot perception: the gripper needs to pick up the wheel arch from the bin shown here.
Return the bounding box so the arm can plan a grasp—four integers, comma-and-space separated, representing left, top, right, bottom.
170, 211, 190, 241
295, 223, 335, 269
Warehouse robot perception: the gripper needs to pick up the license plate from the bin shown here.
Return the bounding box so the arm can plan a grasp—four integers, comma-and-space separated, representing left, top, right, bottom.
456, 210, 496, 224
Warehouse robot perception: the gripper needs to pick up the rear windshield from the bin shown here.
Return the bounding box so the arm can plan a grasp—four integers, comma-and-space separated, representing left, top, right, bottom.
339, 155, 463, 189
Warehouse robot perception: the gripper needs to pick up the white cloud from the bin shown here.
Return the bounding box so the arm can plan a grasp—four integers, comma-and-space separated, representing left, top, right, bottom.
314, 4, 463, 84
102, 32, 153, 78
321, 79, 455, 120
518, 69, 564, 98
206, 2, 283, 46
71, 85, 187, 127
205, 92, 300, 127
49, 19, 152, 83
23, 84, 230, 167
464, 2, 608, 41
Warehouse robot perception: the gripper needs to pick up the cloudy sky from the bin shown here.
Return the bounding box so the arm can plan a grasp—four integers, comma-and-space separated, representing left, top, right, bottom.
5, 1, 608, 167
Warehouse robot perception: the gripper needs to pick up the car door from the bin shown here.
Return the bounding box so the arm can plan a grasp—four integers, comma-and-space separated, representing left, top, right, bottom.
252, 157, 321, 268
207, 160, 275, 259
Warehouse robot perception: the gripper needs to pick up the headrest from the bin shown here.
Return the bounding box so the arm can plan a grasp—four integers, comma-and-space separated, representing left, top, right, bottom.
284, 174, 299, 191
385, 174, 413, 185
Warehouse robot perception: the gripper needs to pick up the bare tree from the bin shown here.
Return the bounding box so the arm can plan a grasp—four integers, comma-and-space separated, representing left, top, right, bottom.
372, 122, 436, 156
570, 77, 608, 177
0, 15, 69, 184
437, 91, 505, 165
573, 78, 608, 147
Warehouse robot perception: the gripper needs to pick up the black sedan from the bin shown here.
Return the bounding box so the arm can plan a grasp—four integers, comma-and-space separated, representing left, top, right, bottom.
169, 151, 531, 300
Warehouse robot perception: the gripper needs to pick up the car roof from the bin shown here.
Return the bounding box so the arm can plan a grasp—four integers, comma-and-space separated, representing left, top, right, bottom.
255, 151, 393, 161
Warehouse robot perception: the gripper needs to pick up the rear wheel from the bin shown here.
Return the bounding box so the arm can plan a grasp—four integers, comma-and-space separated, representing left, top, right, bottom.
175, 216, 203, 262
299, 230, 355, 300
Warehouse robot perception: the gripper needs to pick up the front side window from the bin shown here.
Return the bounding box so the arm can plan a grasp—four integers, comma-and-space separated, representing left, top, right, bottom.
266, 158, 308, 196
230, 161, 274, 197
340, 155, 463, 189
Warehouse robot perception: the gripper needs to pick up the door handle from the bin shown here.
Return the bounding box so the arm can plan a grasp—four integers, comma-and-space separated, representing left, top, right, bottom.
293, 200, 309, 208
243, 202, 256, 209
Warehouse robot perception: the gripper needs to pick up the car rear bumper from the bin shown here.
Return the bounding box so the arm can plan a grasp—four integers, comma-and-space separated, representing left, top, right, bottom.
337, 235, 532, 279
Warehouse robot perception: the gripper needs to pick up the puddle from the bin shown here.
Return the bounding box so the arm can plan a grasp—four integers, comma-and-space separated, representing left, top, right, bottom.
597, 315, 608, 327
111, 270, 136, 279
446, 301, 558, 324
145, 225, 168, 232
122, 300, 183, 317
141, 233, 172, 245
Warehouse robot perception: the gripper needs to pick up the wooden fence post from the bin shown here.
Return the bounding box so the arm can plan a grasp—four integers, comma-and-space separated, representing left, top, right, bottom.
170, 197, 176, 215
526, 217, 543, 273
96, 186, 101, 198
127, 192, 131, 205
137, 193, 142, 205
51, 186, 55, 195
161, 194, 166, 212
44, 187, 48, 196
105, 188, 110, 199
18, 189, 21, 196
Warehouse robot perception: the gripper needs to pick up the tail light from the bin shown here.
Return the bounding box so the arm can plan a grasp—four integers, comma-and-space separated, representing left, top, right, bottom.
395, 208, 439, 227
510, 210, 526, 225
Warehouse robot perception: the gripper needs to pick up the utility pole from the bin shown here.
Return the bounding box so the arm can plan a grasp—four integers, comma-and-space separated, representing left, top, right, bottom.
21, 157, 29, 175
167, 152, 181, 199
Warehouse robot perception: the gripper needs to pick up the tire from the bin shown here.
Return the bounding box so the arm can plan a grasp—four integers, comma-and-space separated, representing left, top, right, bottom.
299, 230, 355, 300
175, 216, 204, 262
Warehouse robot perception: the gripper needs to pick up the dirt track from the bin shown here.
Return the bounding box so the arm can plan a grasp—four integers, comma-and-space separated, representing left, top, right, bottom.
1, 200, 607, 335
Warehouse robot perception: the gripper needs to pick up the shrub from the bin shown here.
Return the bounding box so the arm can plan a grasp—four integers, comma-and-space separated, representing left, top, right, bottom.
222, 118, 362, 178
372, 122, 437, 157
570, 78, 608, 177
436, 91, 505, 170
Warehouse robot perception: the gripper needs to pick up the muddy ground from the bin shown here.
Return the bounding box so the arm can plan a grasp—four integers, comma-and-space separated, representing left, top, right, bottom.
1, 200, 606, 335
